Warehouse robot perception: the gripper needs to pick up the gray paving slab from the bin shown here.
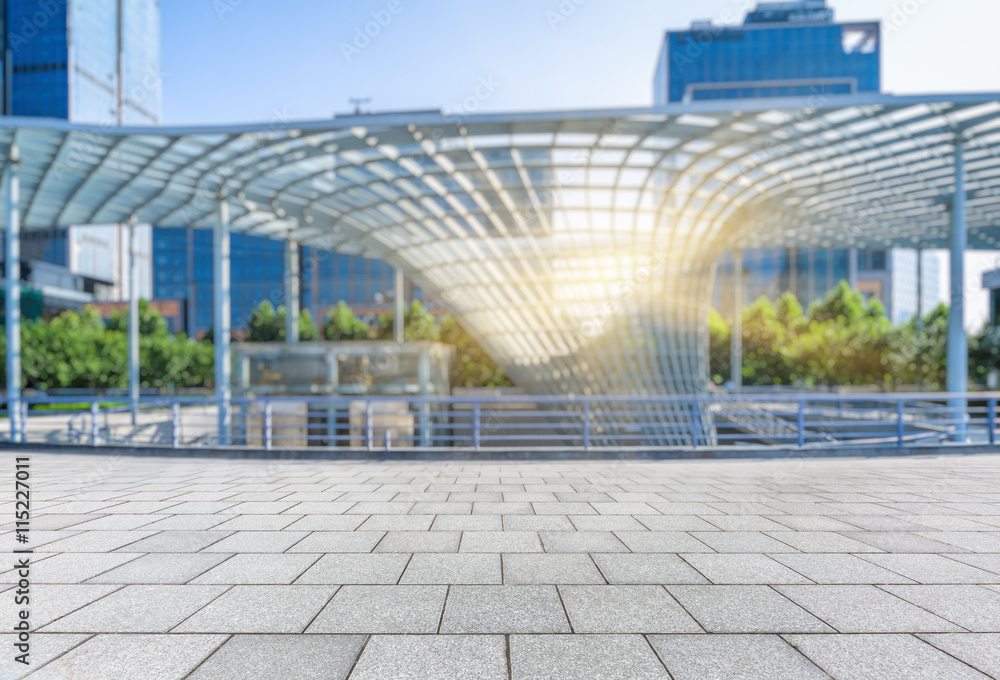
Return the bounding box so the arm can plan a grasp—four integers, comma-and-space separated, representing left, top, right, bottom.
784, 634, 992, 680
567, 515, 648, 531
460, 531, 543, 552
86, 553, 233, 584
770, 553, 916, 584
776, 585, 963, 633
374, 531, 461, 553
440, 585, 571, 633
0, 633, 91, 680
191, 554, 320, 584
401, 553, 502, 584
174, 585, 335, 632
503, 515, 575, 531
636, 515, 720, 531
187, 634, 365, 680
668, 585, 834, 633
884, 585, 1000, 631
614, 531, 714, 553
703, 516, 790, 532
432, 515, 503, 531
0, 584, 120, 627
24, 634, 227, 680
295, 554, 411, 584
348, 635, 508, 680
859, 554, 1000, 583
648, 634, 830, 680
681, 554, 813, 584
691, 532, 801, 553
510, 634, 671, 679
558, 585, 701, 633
307, 585, 446, 633
210, 514, 302, 531
593, 553, 710, 584
539, 531, 629, 553
843, 532, 974, 553
283, 515, 367, 531
42, 584, 227, 632
359, 514, 435, 531
199, 530, 311, 553
919, 634, 1000, 678
503, 554, 606, 584
945, 553, 1000, 574
30, 553, 142, 583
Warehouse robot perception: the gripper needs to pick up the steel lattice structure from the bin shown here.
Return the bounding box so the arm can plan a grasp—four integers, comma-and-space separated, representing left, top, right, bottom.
2, 93, 1000, 442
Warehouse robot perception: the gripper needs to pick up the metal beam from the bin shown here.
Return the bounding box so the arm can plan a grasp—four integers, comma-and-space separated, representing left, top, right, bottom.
128, 221, 140, 425
731, 250, 743, 392
947, 138, 968, 442
394, 267, 405, 344
285, 238, 300, 343
5, 147, 21, 441
215, 197, 232, 445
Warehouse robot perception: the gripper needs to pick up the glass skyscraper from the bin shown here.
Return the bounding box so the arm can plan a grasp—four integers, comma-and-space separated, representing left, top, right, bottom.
655, 1, 931, 322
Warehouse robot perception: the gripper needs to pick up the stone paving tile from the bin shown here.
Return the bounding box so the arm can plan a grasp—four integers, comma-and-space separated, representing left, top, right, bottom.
411, 502, 472, 515
308, 585, 446, 633
614, 531, 714, 553
843, 531, 975, 553
187, 634, 366, 680
115, 530, 232, 553
401, 554, 502, 584
593, 554, 709, 585
919, 634, 1000, 678
295, 554, 411, 584
460, 531, 543, 552
785, 634, 992, 680
0, 584, 120, 628
440, 585, 571, 633
86, 553, 230, 584
770, 553, 917, 584
191, 554, 319, 584
567, 515, 647, 531
0, 634, 91, 680
776, 585, 963, 633
883, 585, 1000, 631
279, 501, 356, 514
138, 515, 232, 531
283, 515, 367, 532
703, 516, 790, 532
539, 531, 629, 553
859, 554, 1000, 583
945, 553, 1000, 574
29, 553, 142, 583
915, 532, 1000, 553
680, 554, 814, 584
199, 530, 310, 553
510, 634, 671, 679
649, 634, 830, 679
504, 515, 575, 531
174, 585, 335, 633
42, 585, 227, 633
349, 635, 507, 680
766, 515, 862, 532
432, 515, 503, 531
209, 515, 302, 531
668, 586, 833, 633
559, 585, 701, 633
40, 530, 161, 553
358, 514, 434, 531
691, 532, 801, 553
636, 515, 720, 531
24, 634, 227, 680
374, 531, 461, 553
474, 502, 535, 515
503, 554, 606, 584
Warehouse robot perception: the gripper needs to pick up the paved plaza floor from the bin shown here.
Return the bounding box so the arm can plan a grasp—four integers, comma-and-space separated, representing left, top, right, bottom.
2, 451, 1000, 679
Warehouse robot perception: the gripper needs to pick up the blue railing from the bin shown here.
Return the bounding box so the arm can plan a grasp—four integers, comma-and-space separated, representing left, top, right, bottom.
2, 392, 998, 451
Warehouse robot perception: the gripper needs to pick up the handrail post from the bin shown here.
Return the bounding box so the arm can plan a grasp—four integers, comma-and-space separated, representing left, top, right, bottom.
366, 401, 374, 452
472, 401, 481, 451
583, 402, 591, 451
264, 401, 273, 451
385, 428, 392, 451
19, 402, 27, 443
989, 398, 997, 446
897, 398, 905, 447
90, 402, 100, 447
797, 398, 806, 448
690, 399, 700, 448
171, 402, 181, 448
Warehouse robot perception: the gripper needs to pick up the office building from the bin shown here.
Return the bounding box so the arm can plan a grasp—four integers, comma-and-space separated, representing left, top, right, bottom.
658, 1, 936, 322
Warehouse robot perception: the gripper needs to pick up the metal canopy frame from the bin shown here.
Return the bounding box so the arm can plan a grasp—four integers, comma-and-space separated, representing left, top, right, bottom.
0, 92, 993, 442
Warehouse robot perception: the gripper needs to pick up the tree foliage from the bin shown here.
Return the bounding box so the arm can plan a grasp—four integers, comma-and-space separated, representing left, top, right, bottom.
244, 301, 317, 342
323, 302, 372, 341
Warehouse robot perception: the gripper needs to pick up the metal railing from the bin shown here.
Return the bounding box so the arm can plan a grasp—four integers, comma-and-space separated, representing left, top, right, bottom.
2, 392, 999, 452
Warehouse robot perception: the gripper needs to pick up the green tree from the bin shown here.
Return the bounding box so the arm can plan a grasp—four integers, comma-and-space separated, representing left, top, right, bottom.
440, 314, 512, 389
376, 300, 441, 341
245, 301, 316, 342
323, 302, 372, 341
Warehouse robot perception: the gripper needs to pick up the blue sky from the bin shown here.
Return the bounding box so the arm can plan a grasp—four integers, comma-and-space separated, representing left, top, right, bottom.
162, 0, 1000, 125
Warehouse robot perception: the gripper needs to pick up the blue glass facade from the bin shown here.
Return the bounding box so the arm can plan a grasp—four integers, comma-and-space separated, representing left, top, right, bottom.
656, 7, 880, 105
657, 2, 882, 317
152, 227, 399, 335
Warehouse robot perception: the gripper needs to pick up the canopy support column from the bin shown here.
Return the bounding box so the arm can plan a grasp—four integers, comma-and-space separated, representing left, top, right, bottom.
394, 268, 405, 345
948, 137, 968, 442
5, 146, 21, 442
285, 238, 299, 343
215, 197, 232, 446
731, 250, 743, 392
128, 220, 140, 425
